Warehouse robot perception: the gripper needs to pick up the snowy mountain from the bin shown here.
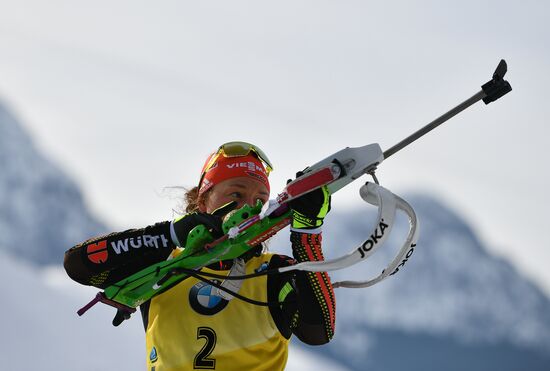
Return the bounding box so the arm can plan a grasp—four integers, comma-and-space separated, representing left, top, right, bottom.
296, 194, 550, 370
0, 100, 106, 265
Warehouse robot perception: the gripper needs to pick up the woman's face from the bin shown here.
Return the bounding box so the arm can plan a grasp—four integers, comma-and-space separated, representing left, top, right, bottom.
199, 177, 270, 214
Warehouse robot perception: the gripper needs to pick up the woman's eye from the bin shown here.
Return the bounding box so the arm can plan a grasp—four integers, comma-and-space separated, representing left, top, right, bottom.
229, 192, 242, 199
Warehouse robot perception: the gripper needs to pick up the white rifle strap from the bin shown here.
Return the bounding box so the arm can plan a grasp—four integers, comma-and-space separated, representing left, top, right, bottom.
211, 258, 246, 300
333, 187, 419, 288
278, 182, 419, 289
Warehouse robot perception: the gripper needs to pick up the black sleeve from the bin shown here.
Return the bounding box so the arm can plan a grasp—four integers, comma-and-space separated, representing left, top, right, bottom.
63, 221, 175, 288
267, 241, 336, 346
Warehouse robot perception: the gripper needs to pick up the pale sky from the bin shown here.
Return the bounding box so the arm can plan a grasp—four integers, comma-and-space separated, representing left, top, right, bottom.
0, 1, 549, 294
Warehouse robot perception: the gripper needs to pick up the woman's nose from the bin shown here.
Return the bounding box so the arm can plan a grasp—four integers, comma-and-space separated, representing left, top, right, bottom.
243, 195, 257, 207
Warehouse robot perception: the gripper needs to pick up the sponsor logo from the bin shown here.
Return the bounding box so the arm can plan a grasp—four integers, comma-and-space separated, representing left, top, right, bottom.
390, 244, 416, 276
199, 178, 213, 193
110, 234, 170, 255
149, 346, 158, 363
255, 262, 269, 273
87, 240, 108, 264
247, 218, 291, 246
357, 219, 389, 259
189, 281, 228, 315
226, 161, 267, 175
276, 192, 289, 204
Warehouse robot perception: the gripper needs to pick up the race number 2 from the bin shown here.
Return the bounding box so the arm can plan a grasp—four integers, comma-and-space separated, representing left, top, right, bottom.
194, 327, 217, 369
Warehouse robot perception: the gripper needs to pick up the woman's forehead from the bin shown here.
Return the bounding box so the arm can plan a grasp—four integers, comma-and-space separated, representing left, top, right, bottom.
216, 177, 269, 195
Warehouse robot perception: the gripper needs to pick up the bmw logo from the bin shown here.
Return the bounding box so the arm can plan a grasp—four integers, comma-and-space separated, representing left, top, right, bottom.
189, 281, 228, 315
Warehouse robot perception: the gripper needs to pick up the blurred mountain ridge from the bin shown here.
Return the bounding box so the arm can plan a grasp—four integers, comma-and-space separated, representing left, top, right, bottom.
300, 193, 550, 370
0, 99, 106, 265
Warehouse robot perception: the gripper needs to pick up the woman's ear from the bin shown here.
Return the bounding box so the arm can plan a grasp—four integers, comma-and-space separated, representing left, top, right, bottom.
198, 194, 207, 212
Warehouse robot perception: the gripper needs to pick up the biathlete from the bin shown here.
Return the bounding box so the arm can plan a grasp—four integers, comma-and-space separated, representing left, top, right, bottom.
64, 141, 336, 371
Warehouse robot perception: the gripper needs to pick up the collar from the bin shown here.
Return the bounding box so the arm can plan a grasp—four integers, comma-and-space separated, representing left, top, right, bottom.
206, 244, 263, 271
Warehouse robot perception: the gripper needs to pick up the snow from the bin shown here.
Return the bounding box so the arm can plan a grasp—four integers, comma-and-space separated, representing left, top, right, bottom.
1, 251, 144, 371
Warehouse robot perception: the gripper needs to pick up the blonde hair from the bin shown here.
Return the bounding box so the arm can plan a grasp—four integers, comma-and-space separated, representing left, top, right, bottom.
184, 186, 212, 213
184, 186, 200, 213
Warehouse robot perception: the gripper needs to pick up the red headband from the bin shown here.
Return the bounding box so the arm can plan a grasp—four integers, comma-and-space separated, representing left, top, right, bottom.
198, 153, 270, 196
